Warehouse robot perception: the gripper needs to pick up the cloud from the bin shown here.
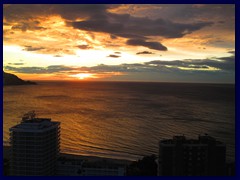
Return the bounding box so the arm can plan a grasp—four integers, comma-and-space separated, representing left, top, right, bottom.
227, 50, 235, 54
4, 4, 230, 54
136, 51, 154, 55
215, 56, 235, 70
218, 21, 225, 24
11, 21, 46, 32
127, 39, 167, 51
3, 4, 235, 83
3, 4, 111, 23
3, 5, 230, 40
23, 46, 45, 51
107, 54, 121, 58
4, 65, 72, 74
77, 45, 91, 49
112, 33, 147, 39
70, 12, 213, 39
114, 52, 121, 54
22, 45, 75, 55
110, 34, 117, 39
54, 55, 63, 57
151, 4, 234, 27
7, 63, 24, 65
67, 5, 214, 40
4, 55, 234, 75
53, 4, 110, 20
145, 55, 235, 71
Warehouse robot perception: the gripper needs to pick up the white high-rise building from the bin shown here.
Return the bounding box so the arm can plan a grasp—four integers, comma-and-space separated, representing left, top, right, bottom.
9, 111, 60, 176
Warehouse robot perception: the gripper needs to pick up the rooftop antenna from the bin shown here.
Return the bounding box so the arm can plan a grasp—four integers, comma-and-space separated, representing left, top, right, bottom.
22, 110, 36, 122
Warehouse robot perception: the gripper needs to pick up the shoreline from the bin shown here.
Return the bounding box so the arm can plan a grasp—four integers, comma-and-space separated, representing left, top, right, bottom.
3, 145, 133, 165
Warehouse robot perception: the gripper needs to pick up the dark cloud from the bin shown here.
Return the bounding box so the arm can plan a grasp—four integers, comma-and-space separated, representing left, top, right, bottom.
23, 46, 45, 51
136, 51, 154, 55
77, 45, 91, 49
198, 47, 206, 50
218, 21, 225, 24
114, 52, 121, 54
8, 63, 24, 65
88, 56, 235, 73
4, 65, 72, 74
4, 5, 231, 39
11, 21, 46, 32
4, 4, 51, 22
156, 4, 234, 27
3, 4, 111, 22
3, 22, 11, 26
5, 55, 234, 76
71, 13, 213, 39
127, 39, 167, 51
107, 54, 121, 58
54, 55, 63, 57
71, 19, 123, 34
145, 55, 235, 71
21, 46, 75, 55
53, 4, 110, 20
89, 56, 235, 75
110, 34, 117, 39
228, 50, 235, 54
112, 33, 147, 39
215, 56, 235, 70
4, 4, 216, 51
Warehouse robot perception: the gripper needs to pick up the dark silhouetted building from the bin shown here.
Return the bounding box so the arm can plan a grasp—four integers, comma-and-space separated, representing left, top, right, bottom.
9, 111, 60, 176
158, 135, 226, 176
56, 154, 126, 176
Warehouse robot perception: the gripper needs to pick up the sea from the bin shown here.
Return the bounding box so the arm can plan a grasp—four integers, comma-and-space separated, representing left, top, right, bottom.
3, 81, 235, 162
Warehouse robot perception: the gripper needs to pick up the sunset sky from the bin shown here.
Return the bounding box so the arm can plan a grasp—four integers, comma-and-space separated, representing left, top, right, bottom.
3, 4, 235, 83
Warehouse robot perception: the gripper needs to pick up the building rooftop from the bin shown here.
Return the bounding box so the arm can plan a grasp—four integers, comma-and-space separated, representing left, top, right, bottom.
160, 134, 224, 145
10, 111, 60, 132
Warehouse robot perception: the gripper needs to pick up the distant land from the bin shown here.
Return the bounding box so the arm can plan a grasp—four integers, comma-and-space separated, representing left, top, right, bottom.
3, 71, 37, 86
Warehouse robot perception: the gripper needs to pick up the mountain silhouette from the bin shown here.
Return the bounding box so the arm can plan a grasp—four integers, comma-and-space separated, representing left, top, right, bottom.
3, 71, 37, 86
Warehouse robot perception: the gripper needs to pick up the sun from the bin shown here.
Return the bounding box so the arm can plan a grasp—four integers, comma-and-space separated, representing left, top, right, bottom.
69, 73, 97, 80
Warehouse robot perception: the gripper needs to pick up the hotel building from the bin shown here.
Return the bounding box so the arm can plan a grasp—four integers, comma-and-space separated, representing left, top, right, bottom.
9, 111, 60, 176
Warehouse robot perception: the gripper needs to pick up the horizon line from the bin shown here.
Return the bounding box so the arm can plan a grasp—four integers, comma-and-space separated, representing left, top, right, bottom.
30, 79, 235, 85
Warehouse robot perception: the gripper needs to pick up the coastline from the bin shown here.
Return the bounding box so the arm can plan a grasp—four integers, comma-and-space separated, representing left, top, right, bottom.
3, 145, 133, 165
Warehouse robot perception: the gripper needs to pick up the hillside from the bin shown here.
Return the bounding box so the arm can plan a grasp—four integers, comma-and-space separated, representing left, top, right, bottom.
3, 71, 37, 86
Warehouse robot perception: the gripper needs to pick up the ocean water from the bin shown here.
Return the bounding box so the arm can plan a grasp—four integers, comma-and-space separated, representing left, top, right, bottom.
3, 81, 235, 161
